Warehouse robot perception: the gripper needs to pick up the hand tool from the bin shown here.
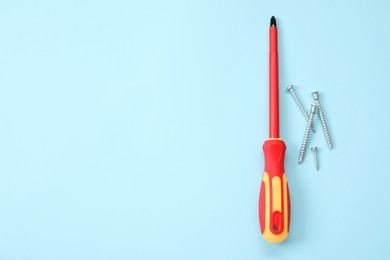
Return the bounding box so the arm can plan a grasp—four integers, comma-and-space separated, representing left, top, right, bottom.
259, 16, 290, 243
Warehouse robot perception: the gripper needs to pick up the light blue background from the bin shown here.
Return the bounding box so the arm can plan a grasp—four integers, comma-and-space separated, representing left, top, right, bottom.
0, 0, 388, 259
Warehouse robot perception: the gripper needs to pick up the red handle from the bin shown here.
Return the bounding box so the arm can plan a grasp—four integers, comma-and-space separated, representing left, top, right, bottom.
259, 139, 290, 243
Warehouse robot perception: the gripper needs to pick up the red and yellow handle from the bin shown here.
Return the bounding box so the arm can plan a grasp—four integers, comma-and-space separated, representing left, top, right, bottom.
259, 138, 290, 243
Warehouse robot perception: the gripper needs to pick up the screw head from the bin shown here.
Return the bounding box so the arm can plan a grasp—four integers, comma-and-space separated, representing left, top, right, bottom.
312, 91, 319, 100
311, 146, 318, 151
287, 85, 294, 91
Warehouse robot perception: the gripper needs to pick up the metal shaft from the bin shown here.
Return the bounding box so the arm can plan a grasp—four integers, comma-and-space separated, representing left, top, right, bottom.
311, 146, 319, 171
312, 91, 333, 149
287, 85, 315, 133
298, 105, 316, 163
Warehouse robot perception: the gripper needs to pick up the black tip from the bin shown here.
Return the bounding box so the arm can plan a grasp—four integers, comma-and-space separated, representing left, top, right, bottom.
270, 16, 276, 27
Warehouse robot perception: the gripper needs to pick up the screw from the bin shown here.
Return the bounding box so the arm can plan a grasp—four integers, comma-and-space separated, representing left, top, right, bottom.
312, 91, 333, 149
298, 105, 316, 163
311, 146, 319, 171
287, 85, 315, 133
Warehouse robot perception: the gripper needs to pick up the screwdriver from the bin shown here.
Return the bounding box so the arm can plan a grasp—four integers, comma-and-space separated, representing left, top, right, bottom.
259, 16, 291, 243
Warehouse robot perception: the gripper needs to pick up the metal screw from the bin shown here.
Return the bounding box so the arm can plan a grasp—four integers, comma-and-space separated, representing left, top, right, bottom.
311, 146, 319, 171
298, 105, 316, 163
287, 85, 315, 133
312, 91, 333, 149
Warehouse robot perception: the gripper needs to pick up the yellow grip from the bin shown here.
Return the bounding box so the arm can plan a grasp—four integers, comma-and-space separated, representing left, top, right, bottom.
260, 172, 289, 243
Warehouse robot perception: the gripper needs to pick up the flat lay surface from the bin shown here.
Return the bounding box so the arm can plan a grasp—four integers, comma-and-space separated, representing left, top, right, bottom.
0, 0, 389, 259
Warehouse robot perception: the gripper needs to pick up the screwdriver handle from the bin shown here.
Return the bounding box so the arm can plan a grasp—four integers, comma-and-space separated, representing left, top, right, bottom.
259, 138, 290, 243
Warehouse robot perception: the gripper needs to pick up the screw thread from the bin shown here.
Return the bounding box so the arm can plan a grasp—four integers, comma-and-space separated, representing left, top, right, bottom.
298, 107, 316, 163
312, 149, 319, 171
288, 87, 315, 133
315, 100, 333, 149
291, 91, 309, 121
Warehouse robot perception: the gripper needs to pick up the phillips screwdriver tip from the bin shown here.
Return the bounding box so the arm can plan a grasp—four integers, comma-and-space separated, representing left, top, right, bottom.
270, 16, 277, 27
